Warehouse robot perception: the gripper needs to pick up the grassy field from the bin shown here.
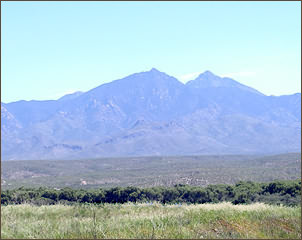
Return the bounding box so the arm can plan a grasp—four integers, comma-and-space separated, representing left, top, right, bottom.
1, 202, 301, 239
2, 153, 301, 189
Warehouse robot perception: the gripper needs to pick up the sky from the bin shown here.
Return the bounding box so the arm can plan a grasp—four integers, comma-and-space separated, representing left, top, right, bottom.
1, 1, 301, 103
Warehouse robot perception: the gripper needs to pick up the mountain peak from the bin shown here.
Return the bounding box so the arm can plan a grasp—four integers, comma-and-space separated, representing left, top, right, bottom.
188, 70, 223, 87
199, 70, 216, 77
150, 67, 160, 72
147, 68, 164, 76
187, 70, 264, 95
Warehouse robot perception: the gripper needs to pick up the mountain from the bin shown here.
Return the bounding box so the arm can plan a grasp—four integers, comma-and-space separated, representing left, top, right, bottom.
1, 68, 301, 160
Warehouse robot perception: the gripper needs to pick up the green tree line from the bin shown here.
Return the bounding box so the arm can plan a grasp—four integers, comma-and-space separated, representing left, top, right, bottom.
1, 180, 300, 206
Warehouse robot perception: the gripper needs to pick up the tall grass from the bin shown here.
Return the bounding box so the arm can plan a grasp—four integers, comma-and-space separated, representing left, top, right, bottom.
1, 202, 301, 239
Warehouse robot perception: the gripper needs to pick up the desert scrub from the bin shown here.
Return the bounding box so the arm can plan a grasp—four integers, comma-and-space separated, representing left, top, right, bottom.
1, 202, 301, 239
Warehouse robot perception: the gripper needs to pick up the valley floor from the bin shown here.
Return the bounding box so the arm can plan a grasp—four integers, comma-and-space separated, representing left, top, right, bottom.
1, 202, 300, 239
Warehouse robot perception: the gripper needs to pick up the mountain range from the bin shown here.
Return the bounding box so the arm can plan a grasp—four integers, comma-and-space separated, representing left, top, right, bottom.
1, 68, 301, 160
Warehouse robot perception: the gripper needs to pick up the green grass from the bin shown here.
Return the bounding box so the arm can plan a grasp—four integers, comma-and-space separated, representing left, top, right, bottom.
1, 202, 301, 239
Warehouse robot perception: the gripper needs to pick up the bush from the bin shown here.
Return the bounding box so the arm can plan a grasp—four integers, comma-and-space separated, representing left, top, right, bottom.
1, 179, 300, 206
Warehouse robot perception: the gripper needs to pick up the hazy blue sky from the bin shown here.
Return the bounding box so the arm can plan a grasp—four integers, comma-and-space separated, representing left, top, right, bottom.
2, 1, 301, 103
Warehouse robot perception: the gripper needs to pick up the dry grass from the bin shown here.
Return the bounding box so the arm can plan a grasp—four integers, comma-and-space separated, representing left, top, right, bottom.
1, 202, 301, 239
